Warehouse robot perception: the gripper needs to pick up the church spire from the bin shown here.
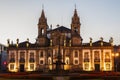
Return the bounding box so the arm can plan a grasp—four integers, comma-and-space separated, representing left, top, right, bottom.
73, 4, 78, 17
41, 9, 45, 18
71, 7, 82, 46
36, 8, 48, 46
71, 7, 81, 35
38, 8, 47, 37
41, 4, 45, 19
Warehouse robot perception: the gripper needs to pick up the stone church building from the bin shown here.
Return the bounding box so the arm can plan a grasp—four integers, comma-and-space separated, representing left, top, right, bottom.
7, 8, 114, 72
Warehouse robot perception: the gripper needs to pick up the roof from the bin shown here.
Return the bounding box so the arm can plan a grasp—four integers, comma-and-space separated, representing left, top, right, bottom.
9, 41, 38, 48
48, 26, 71, 33
82, 40, 112, 47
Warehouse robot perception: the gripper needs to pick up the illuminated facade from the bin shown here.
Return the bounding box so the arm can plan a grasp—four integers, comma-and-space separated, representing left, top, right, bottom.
7, 8, 114, 72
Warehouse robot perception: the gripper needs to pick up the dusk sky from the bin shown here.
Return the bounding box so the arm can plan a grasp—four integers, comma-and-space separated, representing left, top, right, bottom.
0, 0, 120, 45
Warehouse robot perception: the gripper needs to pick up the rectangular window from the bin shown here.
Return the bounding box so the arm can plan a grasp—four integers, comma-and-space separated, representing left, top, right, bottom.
106, 64, 110, 70
40, 51, 43, 57
40, 60, 44, 65
10, 64, 14, 70
20, 52, 25, 58
30, 52, 34, 58
84, 52, 89, 59
10, 52, 15, 59
30, 64, 34, 70
74, 51, 78, 57
94, 51, 99, 59
84, 63, 89, 70
105, 52, 110, 59
94, 51, 100, 62
74, 59, 78, 65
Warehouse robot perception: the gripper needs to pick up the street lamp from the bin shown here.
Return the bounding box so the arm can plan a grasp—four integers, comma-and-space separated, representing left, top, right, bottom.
112, 53, 119, 72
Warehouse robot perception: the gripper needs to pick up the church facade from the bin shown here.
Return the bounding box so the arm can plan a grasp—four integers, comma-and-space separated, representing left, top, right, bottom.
7, 8, 114, 72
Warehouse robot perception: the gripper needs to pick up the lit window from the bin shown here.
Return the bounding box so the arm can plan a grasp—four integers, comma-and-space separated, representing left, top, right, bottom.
84, 63, 89, 70
105, 52, 110, 59
48, 58, 51, 64
30, 64, 34, 70
66, 59, 69, 64
94, 51, 99, 59
84, 52, 89, 59
106, 64, 110, 70
42, 29, 44, 35
10, 64, 14, 70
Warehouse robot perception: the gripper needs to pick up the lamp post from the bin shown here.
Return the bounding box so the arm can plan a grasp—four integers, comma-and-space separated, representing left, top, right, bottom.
112, 53, 119, 72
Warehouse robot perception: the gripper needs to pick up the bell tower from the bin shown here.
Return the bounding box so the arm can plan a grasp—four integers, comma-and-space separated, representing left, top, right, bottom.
38, 9, 47, 37
71, 8, 82, 46
36, 9, 48, 46
71, 8, 80, 35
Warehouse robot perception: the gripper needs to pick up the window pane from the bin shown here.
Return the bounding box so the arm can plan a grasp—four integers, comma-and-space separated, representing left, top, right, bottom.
30, 64, 34, 70
75, 60, 78, 64
40, 60, 44, 64
85, 64, 89, 70
75, 51, 78, 57
40, 51, 43, 57
30, 52, 34, 58
84, 52, 89, 59
10, 64, 14, 70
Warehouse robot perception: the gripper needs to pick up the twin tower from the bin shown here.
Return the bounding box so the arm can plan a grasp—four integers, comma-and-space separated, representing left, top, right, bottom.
36, 8, 82, 47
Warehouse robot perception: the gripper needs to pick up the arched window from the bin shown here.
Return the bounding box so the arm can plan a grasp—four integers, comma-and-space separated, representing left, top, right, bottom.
74, 27, 78, 33
42, 29, 44, 35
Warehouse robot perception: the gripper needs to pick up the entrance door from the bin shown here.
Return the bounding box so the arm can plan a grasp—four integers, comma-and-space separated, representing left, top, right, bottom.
95, 64, 100, 71
20, 64, 24, 72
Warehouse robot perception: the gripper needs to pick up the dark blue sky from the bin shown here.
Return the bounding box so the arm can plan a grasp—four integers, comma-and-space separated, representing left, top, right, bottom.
0, 0, 120, 45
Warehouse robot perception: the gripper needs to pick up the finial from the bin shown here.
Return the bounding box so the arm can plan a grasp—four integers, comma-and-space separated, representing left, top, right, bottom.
109, 37, 113, 46
26, 38, 29, 47
89, 37, 92, 46
50, 24, 52, 29
100, 37, 103, 46
7, 39, 10, 47
100, 37, 103, 41
27, 38, 29, 42
16, 38, 19, 47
